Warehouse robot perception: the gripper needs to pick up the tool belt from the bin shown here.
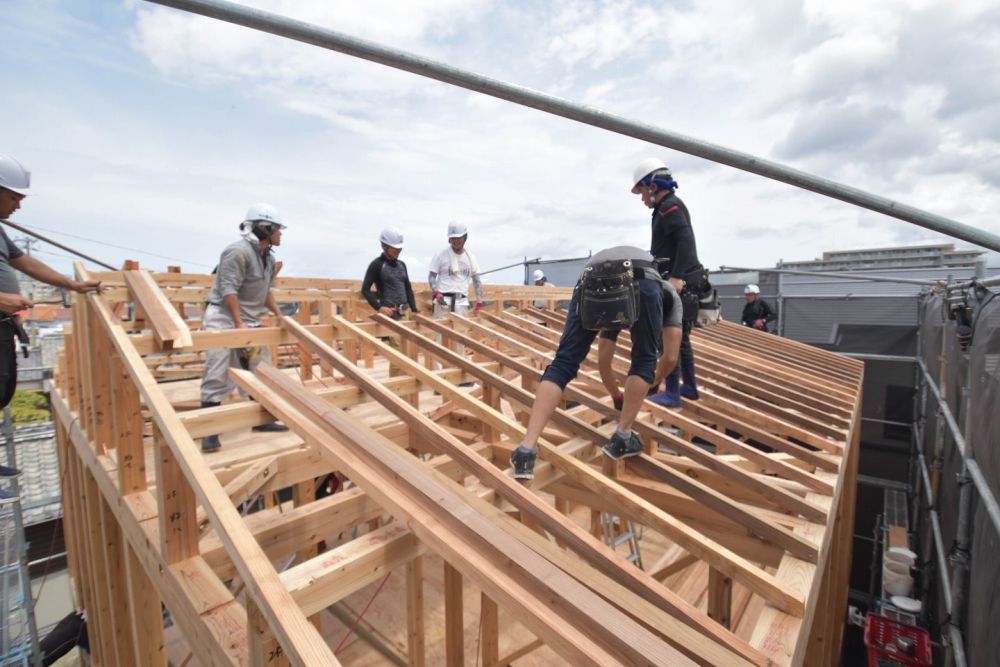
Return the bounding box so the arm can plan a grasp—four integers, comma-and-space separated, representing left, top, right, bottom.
578, 258, 644, 331
440, 292, 466, 312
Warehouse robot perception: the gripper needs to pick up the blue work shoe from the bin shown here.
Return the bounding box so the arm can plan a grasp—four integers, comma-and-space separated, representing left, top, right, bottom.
509, 446, 537, 480
0, 488, 19, 505
602, 431, 644, 460
680, 363, 700, 400
0, 465, 21, 477
201, 434, 221, 453
647, 369, 682, 407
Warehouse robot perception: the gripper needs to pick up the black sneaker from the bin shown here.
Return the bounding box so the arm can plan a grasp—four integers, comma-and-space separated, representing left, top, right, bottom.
0, 465, 21, 478
612, 395, 624, 411
509, 447, 537, 480
602, 431, 644, 460
252, 423, 290, 433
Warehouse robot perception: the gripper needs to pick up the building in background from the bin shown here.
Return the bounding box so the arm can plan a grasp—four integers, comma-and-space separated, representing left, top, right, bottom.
780, 243, 983, 272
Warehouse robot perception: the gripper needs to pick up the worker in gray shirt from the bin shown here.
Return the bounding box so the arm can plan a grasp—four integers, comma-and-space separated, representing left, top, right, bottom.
0, 154, 101, 500
199, 203, 288, 452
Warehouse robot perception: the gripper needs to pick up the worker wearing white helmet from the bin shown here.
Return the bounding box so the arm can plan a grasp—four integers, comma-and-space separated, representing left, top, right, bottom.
428, 221, 484, 316
630, 157, 709, 408
741, 284, 776, 331
361, 228, 417, 319
199, 203, 289, 452
0, 154, 102, 498
531, 268, 556, 308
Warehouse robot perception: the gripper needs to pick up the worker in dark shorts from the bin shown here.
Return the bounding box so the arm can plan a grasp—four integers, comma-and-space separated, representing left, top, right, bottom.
631, 158, 710, 407
598, 277, 682, 410
509, 246, 666, 480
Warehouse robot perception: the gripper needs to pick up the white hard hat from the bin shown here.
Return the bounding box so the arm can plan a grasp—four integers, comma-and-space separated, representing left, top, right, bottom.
0, 155, 31, 195
447, 221, 468, 238
631, 157, 670, 193
244, 203, 286, 228
745, 284, 760, 295
379, 227, 404, 249
532, 269, 545, 282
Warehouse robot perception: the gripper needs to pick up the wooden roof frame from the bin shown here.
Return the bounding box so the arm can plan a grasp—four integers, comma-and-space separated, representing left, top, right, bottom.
52, 263, 862, 666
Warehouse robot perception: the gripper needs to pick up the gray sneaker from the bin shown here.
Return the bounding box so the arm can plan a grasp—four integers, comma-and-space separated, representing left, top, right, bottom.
602, 431, 644, 460
0, 488, 19, 505
202, 434, 221, 453
509, 446, 537, 480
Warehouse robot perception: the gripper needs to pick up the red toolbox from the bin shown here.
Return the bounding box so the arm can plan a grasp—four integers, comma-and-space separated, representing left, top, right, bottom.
864, 614, 932, 667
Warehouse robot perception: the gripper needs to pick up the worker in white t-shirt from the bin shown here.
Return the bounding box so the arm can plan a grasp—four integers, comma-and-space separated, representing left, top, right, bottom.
428, 222, 484, 317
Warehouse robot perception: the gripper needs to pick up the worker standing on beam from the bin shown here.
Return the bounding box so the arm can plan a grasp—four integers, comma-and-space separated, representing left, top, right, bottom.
741, 283, 776, 332
0, 154, 102, 501
509, 246, 665, 480
198, 204, 289, 453
428, 222, 484, 316
361, 228, 418, 319
632, 158, 709, 407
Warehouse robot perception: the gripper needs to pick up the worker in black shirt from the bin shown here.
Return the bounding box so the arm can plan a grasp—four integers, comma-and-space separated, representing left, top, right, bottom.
631, 158, 707, 407
741, 284, 776, 332
361, 228, 418, 319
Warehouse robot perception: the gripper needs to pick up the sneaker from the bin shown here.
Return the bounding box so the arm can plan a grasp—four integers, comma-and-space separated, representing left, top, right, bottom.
252, 423, 290, 433
612, 395, 624, 411
0, 465, 21, 477
201, 434, 221, 453
0, 488, 19, 505
602, 431, 644, 460
509, 446, 537, 480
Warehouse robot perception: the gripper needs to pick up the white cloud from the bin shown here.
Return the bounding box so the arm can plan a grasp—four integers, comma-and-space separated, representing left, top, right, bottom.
3, 0, 999, 284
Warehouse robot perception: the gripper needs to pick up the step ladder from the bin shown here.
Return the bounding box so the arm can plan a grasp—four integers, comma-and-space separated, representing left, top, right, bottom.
600, 514, 644, 569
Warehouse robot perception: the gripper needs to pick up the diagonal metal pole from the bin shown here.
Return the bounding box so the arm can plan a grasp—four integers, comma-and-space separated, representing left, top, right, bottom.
144, 0, 1000, 253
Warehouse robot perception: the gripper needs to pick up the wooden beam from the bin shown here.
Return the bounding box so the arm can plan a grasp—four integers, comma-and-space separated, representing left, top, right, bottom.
123, 269, 194, 350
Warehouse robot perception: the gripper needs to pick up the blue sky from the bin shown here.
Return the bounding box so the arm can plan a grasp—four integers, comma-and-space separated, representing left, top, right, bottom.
4, 0, 1000, 283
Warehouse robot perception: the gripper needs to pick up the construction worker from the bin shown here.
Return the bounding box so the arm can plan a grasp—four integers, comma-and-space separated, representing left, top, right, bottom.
509, 246, 665, 480
361, 228, 418, 319
199, 204, 288, 453
741, 284, 776, 332
428, 222, 484, 316
531, 268, 556, 308
0, 154, 102, 501
631, 158, 708, 407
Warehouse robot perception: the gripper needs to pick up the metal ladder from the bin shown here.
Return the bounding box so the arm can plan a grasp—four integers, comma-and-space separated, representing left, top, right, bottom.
601, 514, 644, 569
0, 409, 41, 667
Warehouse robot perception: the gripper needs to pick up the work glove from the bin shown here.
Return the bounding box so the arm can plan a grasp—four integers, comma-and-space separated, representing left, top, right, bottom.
475, 302, 485, 311
753, 319, 766, 330
433, 291, 445, 305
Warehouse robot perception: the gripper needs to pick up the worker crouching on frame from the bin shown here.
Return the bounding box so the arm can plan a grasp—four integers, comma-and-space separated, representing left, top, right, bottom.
199, 204, 289, 453
509, 246, 665, 480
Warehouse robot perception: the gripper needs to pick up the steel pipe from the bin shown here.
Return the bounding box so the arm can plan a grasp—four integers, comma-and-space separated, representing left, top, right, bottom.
143, 0, 1000, 253
917, 358, 1000, 539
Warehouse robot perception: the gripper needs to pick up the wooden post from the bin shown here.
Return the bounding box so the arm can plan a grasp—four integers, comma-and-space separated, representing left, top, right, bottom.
708, 568, 733, 630
153, 423, 198, 563
123, 542, 166, 666
444, 562, 464, 667
297, 302, 313, 380
406, 556, 426, 667
112, 351, 147, 493
480, 594, 499, 667
293, 478, 321, 630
